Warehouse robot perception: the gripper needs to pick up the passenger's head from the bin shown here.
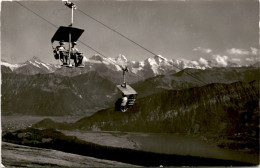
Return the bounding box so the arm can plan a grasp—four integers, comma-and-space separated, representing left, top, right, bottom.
72, 42, 77, 47
59, 40, 64, 45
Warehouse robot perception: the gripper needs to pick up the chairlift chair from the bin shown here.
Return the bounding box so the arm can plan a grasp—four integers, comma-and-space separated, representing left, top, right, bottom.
51, 26, 84, 67
115, 67, 138, 112
51, 1, 85, 68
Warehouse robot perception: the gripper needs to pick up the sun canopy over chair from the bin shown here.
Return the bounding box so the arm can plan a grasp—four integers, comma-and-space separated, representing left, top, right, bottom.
116, 84, 138, 96
51, 26, 84, 43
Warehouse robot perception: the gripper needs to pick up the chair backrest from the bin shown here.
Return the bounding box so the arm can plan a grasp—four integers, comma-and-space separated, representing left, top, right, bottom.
127, 99, 135, 106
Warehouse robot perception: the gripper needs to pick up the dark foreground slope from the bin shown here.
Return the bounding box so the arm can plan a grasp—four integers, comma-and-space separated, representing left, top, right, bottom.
2, 128, 255, 166
2, 142, 136, 167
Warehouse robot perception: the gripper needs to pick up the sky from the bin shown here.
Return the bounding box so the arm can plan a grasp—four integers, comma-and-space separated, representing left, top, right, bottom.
1, 0, 259, 66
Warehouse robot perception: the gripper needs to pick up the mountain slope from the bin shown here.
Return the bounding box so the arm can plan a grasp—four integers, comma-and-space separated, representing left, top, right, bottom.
133, 67, 260, 97
1, 65, 12, 73
33, 81, 259, 153
34, 81, 259, 135
1, 71, 117, 116
2, 66, 259, 116
72, 81, 258, 133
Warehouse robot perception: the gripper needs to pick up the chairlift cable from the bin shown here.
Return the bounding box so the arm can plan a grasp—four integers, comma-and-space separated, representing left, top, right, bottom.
78, 8, 159, 57
16, 1, 139, 113
16, 1, 58, 29
15, 2, 116, 66
77, 8, 206, 85
15, 1, 205, 85
77, 40, 144, 79
15, 1, 142, 80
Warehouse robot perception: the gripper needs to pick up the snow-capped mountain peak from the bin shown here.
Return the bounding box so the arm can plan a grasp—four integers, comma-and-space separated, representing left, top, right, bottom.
88, 54, 118, 66
87, 54, 122, 71
115, 54, 128, 63
1, 54, 247, 78
155, 55, 168, 61
25, 57, 55, 72
1, 61, 23, 71
89, 54, 106, 62
29, 56, 42, 62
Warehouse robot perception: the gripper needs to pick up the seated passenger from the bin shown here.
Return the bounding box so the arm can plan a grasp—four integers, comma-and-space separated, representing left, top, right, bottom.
71, 42, 84, 67
115, 97, 122, 111
54, 41, 68, 65
121, 94, 128, 111
77, 52, 84, 66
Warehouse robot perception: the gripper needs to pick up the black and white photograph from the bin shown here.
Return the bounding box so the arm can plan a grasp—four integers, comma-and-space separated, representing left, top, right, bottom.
1, 0, 259, 167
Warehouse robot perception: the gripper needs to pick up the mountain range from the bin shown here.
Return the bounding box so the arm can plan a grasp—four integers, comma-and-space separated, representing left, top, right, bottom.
1, 56, 259, 116
1, 57, 57, 74
2, 65, 259, 116
132, 66, 260, 98
2, 55, 258, 82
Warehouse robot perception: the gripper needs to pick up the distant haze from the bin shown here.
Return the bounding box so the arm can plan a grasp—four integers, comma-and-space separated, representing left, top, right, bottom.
1, 0, 259, 66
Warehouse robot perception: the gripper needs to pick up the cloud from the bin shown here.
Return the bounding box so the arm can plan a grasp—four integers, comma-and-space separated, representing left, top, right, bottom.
245, 56, 260, 62
193, 47, 212, 54
231, 58, 241, 62
250, 47, 258, 55
213, 55, 228, 67
227, 48, 250, 55
245, 57, 255, 62
198, 57, 208, 66
227, 47, 259, 55
190, 60, 199, 66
